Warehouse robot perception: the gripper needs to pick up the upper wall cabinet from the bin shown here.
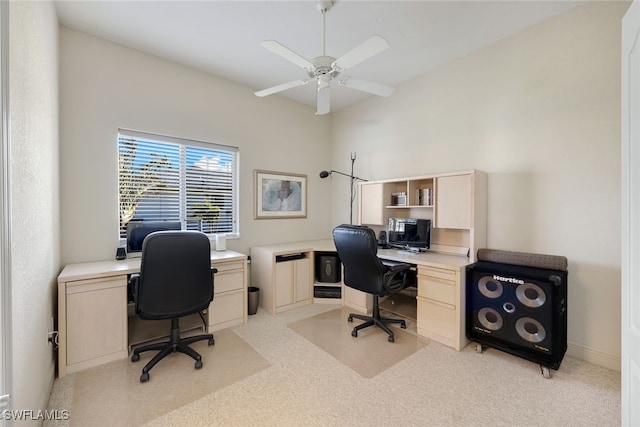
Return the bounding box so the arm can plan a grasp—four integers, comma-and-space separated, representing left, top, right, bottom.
357, 170, 487, 261
359, 182, 385, 226
435, 174, 472, 229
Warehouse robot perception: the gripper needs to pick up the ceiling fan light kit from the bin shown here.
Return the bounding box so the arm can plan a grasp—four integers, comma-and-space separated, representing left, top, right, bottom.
255, 0, 393, 115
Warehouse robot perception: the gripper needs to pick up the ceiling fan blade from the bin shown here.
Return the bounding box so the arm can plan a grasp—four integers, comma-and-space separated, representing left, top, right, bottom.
255, 79, 310, 97
316, 86, 331, 115
331, 35, 389, 71
260, 40, 314, 70
338, 76, 394, 97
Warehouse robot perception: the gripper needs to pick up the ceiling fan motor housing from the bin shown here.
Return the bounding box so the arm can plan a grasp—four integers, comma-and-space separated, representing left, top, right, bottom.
316, 1, 333, 14
309, 56, 340, 79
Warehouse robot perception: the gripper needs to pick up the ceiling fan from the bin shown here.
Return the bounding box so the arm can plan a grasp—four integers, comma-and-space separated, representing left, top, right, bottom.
254, 0, 394, 115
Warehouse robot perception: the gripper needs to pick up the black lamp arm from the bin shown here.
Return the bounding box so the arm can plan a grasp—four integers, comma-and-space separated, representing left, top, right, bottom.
324, 169, 368, 182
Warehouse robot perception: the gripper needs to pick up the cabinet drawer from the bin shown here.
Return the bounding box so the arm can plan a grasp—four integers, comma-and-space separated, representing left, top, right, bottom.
209, 290, 244, 327
417, 297, 456, 339
215, 269, 244, 293
213, 260, 244, 273
418, 265, 457, 281
418, 276, 456, 305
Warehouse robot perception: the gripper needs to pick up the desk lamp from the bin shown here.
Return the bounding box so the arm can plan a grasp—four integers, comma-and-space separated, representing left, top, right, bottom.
320, 152, 368, 224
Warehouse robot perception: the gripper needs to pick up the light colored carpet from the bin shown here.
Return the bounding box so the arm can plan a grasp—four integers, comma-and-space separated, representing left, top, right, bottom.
288, 307, 426, 378
45, 303, 621, 427
62, 329, 269, 426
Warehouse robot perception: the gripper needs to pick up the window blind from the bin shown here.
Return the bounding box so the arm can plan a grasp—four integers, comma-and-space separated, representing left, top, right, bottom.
118, 129, 239, 239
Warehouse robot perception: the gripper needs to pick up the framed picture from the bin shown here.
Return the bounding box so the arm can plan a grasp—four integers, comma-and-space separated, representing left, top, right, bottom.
254, 170, 307, 219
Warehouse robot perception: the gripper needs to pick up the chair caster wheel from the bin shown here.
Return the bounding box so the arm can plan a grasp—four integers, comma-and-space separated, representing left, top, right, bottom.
195, 360, 203, 369
401, 323, 407, 329
140, 372, 149, 383
208, 338, 215, 346
351, 329, 357, 337
540, 365, 551, 379
348, 315, 353, 322
131, 353, 140, 362
388, 335, 395, 343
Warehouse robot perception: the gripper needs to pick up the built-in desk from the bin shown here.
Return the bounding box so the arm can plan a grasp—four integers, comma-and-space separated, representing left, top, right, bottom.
57, 250, 248, 377
251, 240, 471, 351
377, 248, 470, 350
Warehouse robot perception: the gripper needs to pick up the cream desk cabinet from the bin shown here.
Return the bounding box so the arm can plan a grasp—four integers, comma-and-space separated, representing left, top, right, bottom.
250, 240, 372, 314
57, 250, 248, 377
251, 240, 471, 351
377, 249, 470, 351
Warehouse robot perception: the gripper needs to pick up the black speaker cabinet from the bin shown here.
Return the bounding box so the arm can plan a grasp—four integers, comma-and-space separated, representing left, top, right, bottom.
466, 261, 568, 370
316, 253, 341, 283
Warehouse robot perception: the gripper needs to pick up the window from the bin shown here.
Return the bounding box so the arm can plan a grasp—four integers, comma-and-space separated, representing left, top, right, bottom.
118, 129, 239, 240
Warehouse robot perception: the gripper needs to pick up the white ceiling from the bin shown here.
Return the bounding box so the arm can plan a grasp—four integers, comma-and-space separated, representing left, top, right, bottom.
54, 0, 585, 112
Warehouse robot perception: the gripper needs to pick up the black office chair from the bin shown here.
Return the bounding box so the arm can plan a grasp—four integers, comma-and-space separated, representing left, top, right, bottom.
130, 230, 215, 382
333, 224, 416, 343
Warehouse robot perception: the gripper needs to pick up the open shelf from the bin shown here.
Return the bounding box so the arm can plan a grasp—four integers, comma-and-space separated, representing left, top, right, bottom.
380, 292, 417, 322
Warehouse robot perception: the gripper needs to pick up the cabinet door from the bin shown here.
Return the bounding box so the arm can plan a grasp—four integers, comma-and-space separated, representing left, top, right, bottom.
436, 174, 472, 229
275, 261, 295, 307
294, 258, 311, 303
66, 277, 128, 366
359, 182, 384, 225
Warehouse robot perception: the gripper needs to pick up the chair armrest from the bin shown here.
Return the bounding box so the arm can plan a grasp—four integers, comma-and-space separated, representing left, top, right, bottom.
382, 263, 414, 293
129, 273, 140, 307
129, 273, 140, 288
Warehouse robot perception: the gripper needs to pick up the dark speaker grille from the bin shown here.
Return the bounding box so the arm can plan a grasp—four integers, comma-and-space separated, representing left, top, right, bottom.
466, 259, 568, 370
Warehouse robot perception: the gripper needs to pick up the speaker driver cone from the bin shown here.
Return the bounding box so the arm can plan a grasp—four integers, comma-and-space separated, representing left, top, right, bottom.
478, 307, 504, 331
478, 276, 504, 299
515, 317, 546, 343
516, 282, 547, 308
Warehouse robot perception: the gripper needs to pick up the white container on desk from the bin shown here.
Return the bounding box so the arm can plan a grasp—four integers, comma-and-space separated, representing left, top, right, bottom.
216, 235, 226, 251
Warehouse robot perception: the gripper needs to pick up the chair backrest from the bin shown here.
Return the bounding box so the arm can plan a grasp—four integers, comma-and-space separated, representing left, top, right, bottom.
332, 224, 387, 296
136, 231, 213, 319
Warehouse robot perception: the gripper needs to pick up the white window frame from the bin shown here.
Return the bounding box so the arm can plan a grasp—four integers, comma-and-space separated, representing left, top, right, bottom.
117, 128, 239, 245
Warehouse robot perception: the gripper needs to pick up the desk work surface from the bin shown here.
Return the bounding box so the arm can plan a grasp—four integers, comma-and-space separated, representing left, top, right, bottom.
58, 250, 247, 283
252, 239, 469, 268
376, 248, 470, 269
251, 239, 336, 256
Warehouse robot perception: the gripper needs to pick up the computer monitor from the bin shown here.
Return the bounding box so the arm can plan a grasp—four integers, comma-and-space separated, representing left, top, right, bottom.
388, 218, 431, 249
125, 220, 182, 256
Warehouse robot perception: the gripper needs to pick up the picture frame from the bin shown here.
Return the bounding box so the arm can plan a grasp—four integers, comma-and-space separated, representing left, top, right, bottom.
254, 170, 307, 219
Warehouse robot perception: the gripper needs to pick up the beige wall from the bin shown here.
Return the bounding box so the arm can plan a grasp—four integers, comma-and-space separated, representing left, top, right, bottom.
59, 28, 333, 265
10, 0, 60, 420
58, 1, 627, 370
332, 1, 628, 369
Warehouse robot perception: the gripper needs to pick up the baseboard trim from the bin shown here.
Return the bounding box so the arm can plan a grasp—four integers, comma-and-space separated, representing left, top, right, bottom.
567, 341, 621, 372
